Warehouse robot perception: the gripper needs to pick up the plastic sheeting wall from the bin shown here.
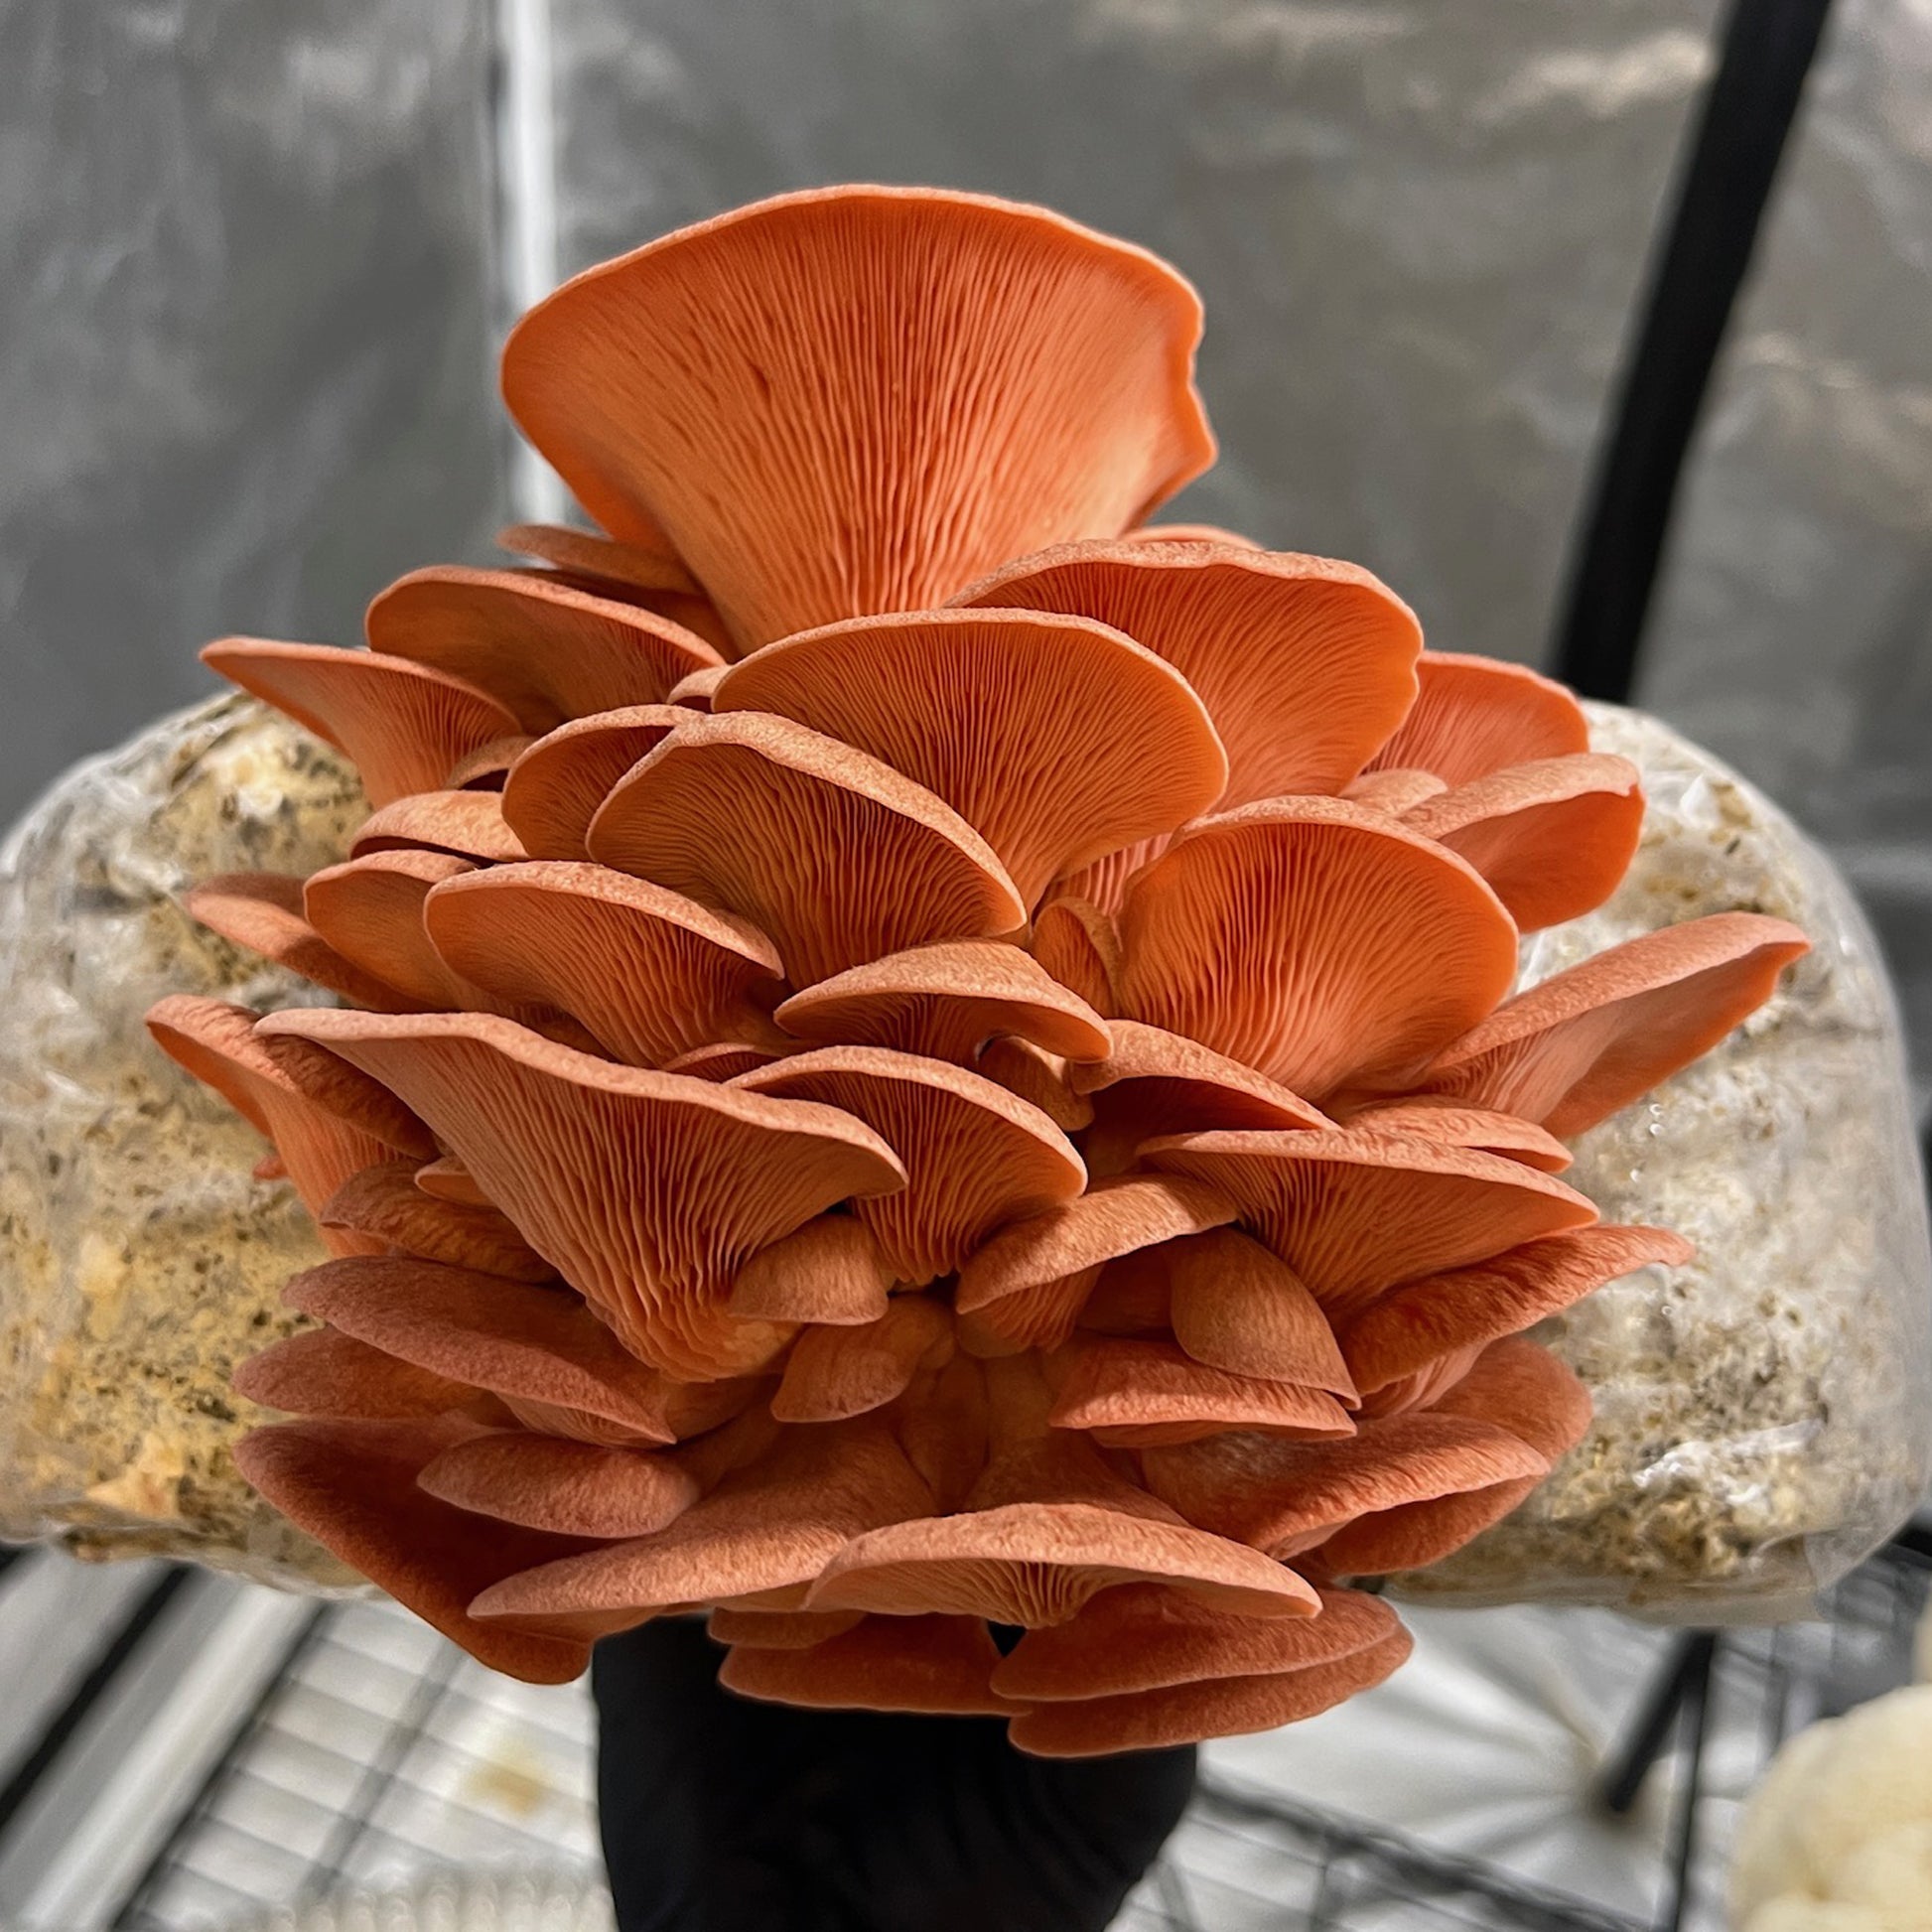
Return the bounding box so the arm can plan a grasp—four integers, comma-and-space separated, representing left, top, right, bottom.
2, 0, 1927, 1106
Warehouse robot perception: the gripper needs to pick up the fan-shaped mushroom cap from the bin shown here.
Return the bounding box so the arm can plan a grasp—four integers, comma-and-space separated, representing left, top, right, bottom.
1164, 1226, 1355, 1390
1140, 1409, 1548, 1556
201, 639, 524, 809
349, 790, 530, 864
1432, 1335, 1594, 1461
1117, 799, 1519, 1098
257, 1010, 904, 1379
807, 1494, 1315, 1627
667, 663, 729, 710
448, 735, 534, 790
1416, 911, 1810, 1136
415, 1154, 487, 1205
1124, 523, 1262, 549
416, 1431, 702, 1539
236, 1417, 594, 1681
1143, 1128, 1597, 1321
1402, 754, 1644, 931
1068, 1020, 1330, 1175
662, 1041, 789, 1082
719, 1615, 1013, 1716
186, 874, 423, 1013
775, 941, 1110, 1066
233, 1327, 474, 1420
892, 1355, 993, 1514
953, 542, 1422, 807
283, 1255, 713, 1446
706, 1606, 864, 1649
992, 1582, 1397, 1701
973, 1037, 1094, 1135
365, 567, 722, 732
953, 1174, 1237, 1354
1030, 899, 1122, 1017
470, 1418, 935, 1632
1048, 1335, 1355, 1448
1365, 652, 1588, 785
500, 186, 1214, 650
1342, 767, 1448, 815
728, 1216, 896, 1326
499, 706, 684, 861
146, 997, 413, 1245
1004, 1625, 1412, 1756
770, 1295, 953, 1423
735, 1047, 1084, 1285
1339, 1224, 1691, 1399
496, 520, 697, 596
1334, 1098, 1572, 1173
590, 712, 1026, 985
303, 851, 503, 1013
423, 862, 783, 1069
319, 1161, 554, 1283
712, 609, 1227, 906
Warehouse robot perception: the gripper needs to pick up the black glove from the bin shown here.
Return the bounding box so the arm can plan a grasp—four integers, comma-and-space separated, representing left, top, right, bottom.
592, 1617, 1196, 1932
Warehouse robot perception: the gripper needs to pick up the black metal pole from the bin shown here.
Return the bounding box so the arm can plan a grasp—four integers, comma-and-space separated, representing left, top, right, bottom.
1552, 0, 1834, 703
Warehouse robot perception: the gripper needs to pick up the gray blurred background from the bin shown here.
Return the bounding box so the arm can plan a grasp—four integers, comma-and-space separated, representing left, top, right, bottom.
2, 0, 1927, 1107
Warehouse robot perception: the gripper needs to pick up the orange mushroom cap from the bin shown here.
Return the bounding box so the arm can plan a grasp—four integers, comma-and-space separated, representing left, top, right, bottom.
1402, 753, 1645, 931
1029, 898, 1123, 1018
496, 520, 697, 596
1004, 1624, 1413, 1756
770, 1295, 954, 1424
498, 705, 685, 861
365, 566, 722, 732
236, 1416, 594, 1682
146, 995, 417, 1245
589, 711, 1027, 985
1333, 1097, 1573, 1172
955, 540, 1422, 808
415, 1430, 703, 1540
348, 789, 530, 864
712, 608, 1228, 906
774, 940, 1110, 1066
706, 1606, 864, 1650
972, 1036, 1096, 1136
201, 639, 523, 809
233, 1327, 476, 1421
727, 1215, 897, 1327
1163, 1225, 1356, 1391
501, 186, 1214, 650
1117, 798, 1520, 1098
423, 861, 784, 1069
302, 851, 506, 1014
185, 873, 425, 1014
1144, 1127, 1596, 1321
991, 1582, 1398, 1701
1365, 651, 1589, 785
1416, 911, 1811, 1136
257, 1009, 904, 1380
318, 1160, 555, 1284
735, 1046, 1085, 1285
719, 1614, 1015, 1717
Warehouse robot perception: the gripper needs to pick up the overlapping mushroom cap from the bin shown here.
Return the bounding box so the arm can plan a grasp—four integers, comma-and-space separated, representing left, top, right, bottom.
158, 186, 1808, 1751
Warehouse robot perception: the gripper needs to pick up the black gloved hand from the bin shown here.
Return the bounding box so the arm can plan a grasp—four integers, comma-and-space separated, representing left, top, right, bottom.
592, 1617, 1196, 1932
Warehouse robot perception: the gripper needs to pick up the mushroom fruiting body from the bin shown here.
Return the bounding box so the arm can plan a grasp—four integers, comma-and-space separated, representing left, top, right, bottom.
153, 185, 1809, 1753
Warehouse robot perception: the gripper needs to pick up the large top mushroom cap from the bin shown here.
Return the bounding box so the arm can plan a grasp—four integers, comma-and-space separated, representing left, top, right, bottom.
711, 608, 1228, 907
774, 941, 1110, 1067
734, 1045, 1085, 1285
1117, 797, 1520, 1098
423, 861, 784, 1069
256, 1009, 906, 1381
1364, 651, 1589, 786
501, 186, 1214, 650
1143, 1127, 1597, 1320
1401, 753, 1645, 932
1415, 911, 1811, 1136
953, 540, 1422, 806
201, 639, 522, 808
365, 567, 722, 732
499, 706, 685, 861
586, 711, 1027, 985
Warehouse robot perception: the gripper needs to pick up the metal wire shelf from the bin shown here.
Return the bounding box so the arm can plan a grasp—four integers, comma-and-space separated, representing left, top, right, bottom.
110, 1539, 1931, 1932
